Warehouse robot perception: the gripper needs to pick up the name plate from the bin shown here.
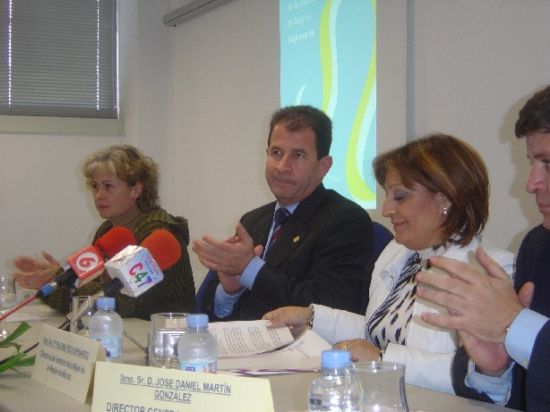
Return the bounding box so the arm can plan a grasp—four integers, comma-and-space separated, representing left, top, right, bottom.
92, 362, 275, 412
32, 324, 105, 403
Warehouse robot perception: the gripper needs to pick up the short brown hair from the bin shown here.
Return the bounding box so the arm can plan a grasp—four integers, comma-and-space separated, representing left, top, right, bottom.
268, 105, 332, 159
373, 134, 489, 246
82, 145, 159, 212
515, 84, 550, 138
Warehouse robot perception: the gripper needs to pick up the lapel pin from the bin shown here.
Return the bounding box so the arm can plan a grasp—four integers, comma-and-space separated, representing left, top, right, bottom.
293, 236, 300, 243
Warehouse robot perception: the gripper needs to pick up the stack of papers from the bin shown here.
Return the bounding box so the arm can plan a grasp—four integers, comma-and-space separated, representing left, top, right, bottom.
208, 320, 331, 375
209, 320, 294, 358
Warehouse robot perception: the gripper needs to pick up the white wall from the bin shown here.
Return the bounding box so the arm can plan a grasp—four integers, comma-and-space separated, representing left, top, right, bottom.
407, 0, 550, 251
1, 0, 549, 290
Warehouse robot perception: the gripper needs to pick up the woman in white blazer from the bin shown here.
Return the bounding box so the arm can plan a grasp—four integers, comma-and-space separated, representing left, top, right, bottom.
263, 133, 514, 394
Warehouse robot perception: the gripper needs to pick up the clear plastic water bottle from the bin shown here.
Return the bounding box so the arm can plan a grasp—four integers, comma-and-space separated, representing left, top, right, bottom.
88, 297, 123, 362
308, 349, 363, 412
177, 313, 218, 373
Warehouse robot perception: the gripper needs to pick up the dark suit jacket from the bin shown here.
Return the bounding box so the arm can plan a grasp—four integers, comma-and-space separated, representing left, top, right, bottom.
203, 184, 374, 320
452, 225, 550, 411
527, 320, 550, 410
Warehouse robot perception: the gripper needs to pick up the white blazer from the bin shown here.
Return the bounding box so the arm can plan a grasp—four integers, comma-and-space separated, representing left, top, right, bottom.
312, 236, 515, 394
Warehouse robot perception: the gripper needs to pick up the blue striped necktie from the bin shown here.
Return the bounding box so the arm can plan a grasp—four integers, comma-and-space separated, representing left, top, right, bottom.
268, 208, 290, 249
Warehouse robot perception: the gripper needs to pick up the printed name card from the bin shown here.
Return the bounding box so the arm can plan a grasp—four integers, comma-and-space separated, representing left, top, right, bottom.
92, 362, 275, 412
32, 324, 105, 403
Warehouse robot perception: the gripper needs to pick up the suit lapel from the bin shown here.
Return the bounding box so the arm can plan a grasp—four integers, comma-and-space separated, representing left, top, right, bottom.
265, 219, 307, 264
248, 205, 275, 249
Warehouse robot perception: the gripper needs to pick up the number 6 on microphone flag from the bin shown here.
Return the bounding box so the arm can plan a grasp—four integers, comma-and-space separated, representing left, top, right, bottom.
66, 245, 105, 285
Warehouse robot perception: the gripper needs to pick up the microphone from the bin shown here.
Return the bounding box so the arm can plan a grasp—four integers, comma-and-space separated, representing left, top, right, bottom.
67, 229, 182, 326
36, 226, 136, 298
103, 228, 182, 298
140, 228, 182, 271
96, 226, 138, 259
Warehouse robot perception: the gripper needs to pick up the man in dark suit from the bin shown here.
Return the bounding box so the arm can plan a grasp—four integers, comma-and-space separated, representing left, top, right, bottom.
415, 84, 550, 411
192, 105, 374, 321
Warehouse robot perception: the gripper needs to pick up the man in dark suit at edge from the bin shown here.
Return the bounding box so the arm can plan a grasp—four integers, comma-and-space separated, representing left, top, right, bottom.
192, 105, 374, 321
416, 85, 550, 411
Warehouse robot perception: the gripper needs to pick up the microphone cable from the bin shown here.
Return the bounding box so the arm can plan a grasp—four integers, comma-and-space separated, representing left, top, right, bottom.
0, 295, 36, 322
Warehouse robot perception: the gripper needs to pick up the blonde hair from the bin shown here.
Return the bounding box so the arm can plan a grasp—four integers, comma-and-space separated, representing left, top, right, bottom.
82, 145, 159, 211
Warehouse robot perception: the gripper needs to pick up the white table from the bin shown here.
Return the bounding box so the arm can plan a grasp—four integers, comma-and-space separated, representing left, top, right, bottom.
0, 303, 517, 412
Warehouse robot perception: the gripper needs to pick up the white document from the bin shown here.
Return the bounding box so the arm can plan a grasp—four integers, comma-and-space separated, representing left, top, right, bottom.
208, 320, 294, 358
217, 328, 332, 375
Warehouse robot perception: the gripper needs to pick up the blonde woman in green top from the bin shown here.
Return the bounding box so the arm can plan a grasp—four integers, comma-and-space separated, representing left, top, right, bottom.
12, 145, 195, 319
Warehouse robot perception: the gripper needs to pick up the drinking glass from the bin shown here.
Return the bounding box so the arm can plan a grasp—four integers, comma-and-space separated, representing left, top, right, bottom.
70, 295, 99, 337
351, 361, 409, 412
0, 275, 17, 340
147, 312, 188, 369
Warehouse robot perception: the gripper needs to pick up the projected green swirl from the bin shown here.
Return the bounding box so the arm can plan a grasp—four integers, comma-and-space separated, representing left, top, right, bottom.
280, 0, 377, 208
